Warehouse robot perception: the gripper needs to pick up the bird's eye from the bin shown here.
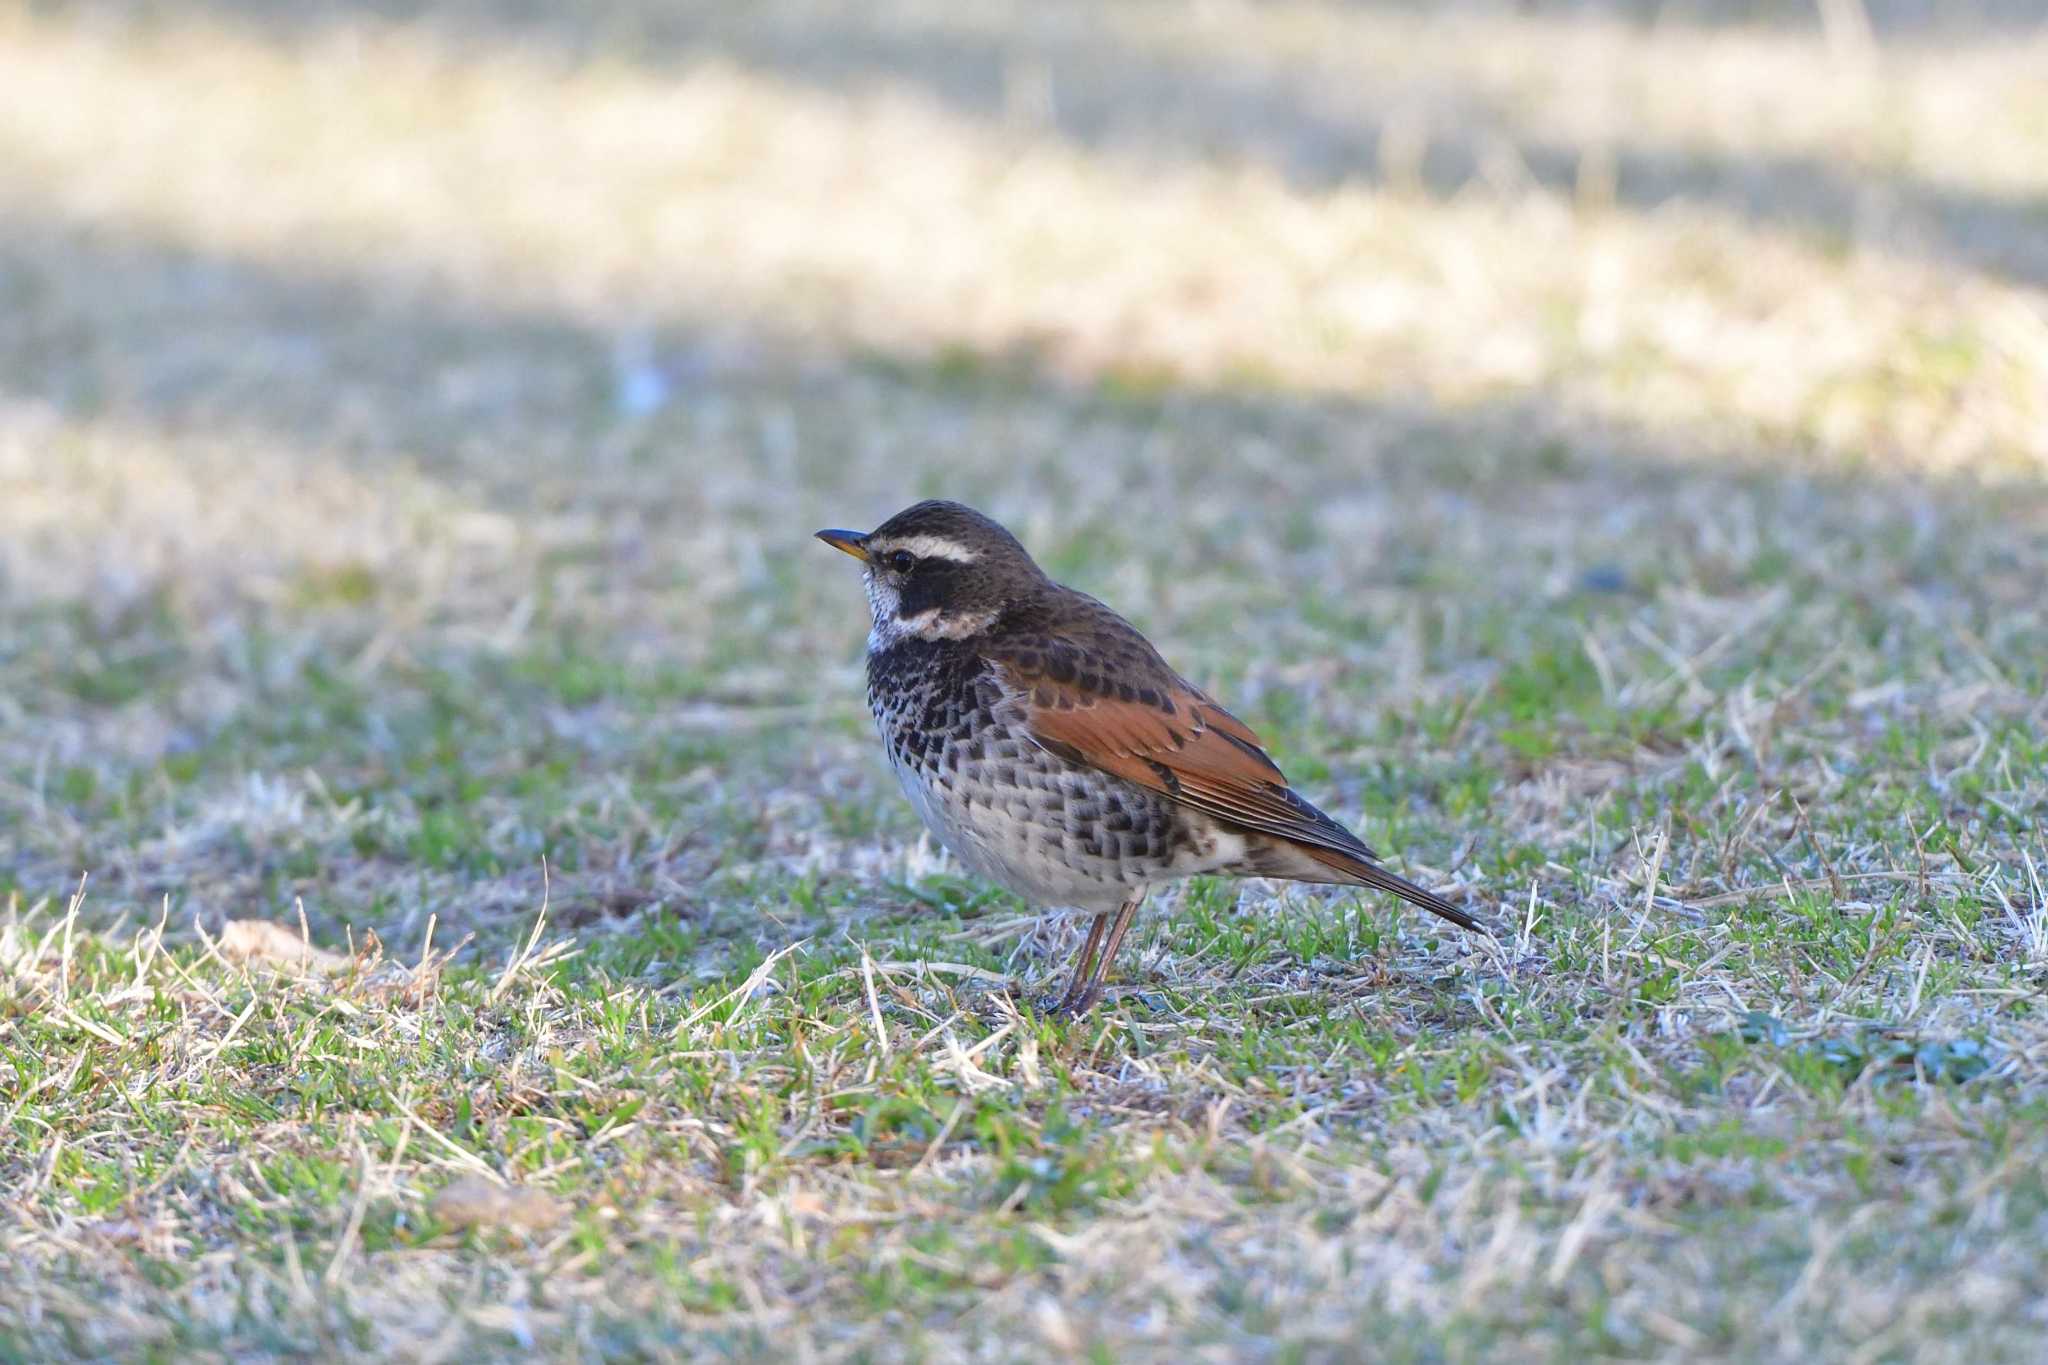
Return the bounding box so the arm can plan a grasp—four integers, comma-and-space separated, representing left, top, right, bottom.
886, 550, 916, 573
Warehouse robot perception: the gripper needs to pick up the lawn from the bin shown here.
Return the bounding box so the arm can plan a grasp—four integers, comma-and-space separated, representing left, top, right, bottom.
3, 0, 2047, 1359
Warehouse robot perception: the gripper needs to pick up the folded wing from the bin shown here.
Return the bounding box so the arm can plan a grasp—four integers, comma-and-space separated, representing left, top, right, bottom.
990, 598, 1482, 934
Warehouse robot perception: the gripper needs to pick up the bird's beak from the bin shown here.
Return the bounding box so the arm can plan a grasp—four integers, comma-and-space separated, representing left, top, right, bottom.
815, 528, 872, 563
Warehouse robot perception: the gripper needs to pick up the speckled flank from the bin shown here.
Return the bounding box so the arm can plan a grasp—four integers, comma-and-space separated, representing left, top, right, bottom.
867, 637, 1244, 911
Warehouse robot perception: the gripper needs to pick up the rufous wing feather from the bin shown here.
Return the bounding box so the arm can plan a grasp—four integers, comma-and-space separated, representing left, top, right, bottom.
990, 618, 1483, 935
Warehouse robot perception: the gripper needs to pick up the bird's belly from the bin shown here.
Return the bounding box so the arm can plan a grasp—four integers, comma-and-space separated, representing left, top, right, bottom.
882, 722, 1243, 909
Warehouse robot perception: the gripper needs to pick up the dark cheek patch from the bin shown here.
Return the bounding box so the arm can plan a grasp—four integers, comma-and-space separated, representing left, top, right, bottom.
897, 580, 937, 618
896, 560, 971, 619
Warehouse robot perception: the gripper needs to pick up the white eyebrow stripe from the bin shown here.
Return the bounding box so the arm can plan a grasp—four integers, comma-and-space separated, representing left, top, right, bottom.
868, 534, 981, 563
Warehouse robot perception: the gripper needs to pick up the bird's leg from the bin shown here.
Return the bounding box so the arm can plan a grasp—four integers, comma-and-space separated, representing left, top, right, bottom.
1047, 912, 1108, 1015
1071, 888, 1146, 1015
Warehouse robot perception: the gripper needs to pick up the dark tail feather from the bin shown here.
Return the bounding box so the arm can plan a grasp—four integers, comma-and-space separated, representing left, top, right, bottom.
1301, 846, 1489, 935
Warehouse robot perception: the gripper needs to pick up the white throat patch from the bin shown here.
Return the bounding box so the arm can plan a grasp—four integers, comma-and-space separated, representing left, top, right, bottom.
868, 602, 998, 650
864, 572, 997, 649
898, 606, 999, 641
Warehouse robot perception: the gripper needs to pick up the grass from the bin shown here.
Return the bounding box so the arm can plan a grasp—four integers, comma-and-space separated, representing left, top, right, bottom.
3, 0, 2048, 1358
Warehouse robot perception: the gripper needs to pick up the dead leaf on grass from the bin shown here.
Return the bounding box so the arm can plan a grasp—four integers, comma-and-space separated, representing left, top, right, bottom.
429, 1177, 567, 1232
217, 920, 350, 974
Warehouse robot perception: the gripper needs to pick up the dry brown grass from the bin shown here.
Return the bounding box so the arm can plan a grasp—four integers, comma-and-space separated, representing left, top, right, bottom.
3, 1, 2047, 1359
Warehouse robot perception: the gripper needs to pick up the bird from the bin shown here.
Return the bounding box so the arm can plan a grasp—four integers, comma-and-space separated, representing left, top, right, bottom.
817, 500, 1487, 1015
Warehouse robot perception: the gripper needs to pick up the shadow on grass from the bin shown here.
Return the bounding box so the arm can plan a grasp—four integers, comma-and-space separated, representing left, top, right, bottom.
0, 201, 2033, 526
2, 199, 2044, 937
56, 0, 2048, 288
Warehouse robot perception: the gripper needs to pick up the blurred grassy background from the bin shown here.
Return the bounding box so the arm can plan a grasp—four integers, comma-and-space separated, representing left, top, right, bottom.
4, 0, 2043, 928
2, 1, 2047, 1358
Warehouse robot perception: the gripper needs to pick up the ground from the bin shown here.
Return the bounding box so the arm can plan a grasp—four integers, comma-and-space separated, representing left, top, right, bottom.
3, 0, 2047, 1359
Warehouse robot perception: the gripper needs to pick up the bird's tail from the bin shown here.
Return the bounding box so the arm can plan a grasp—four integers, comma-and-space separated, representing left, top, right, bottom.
1298, 845, 1488, 935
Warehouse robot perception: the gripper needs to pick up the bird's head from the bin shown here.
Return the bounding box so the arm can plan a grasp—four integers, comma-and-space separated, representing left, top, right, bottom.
816, 500, 1046, 649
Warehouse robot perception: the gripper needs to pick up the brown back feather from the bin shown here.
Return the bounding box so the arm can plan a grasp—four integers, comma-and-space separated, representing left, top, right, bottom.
989, 590, 1482, 934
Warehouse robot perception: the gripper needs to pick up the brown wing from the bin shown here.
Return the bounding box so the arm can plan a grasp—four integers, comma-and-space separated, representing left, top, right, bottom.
990, 595, 1483, 933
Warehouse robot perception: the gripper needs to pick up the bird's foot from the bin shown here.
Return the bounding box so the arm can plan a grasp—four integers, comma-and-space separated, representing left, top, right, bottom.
1031, 982, 1101, 1019
1037, 985, 1171, 1020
